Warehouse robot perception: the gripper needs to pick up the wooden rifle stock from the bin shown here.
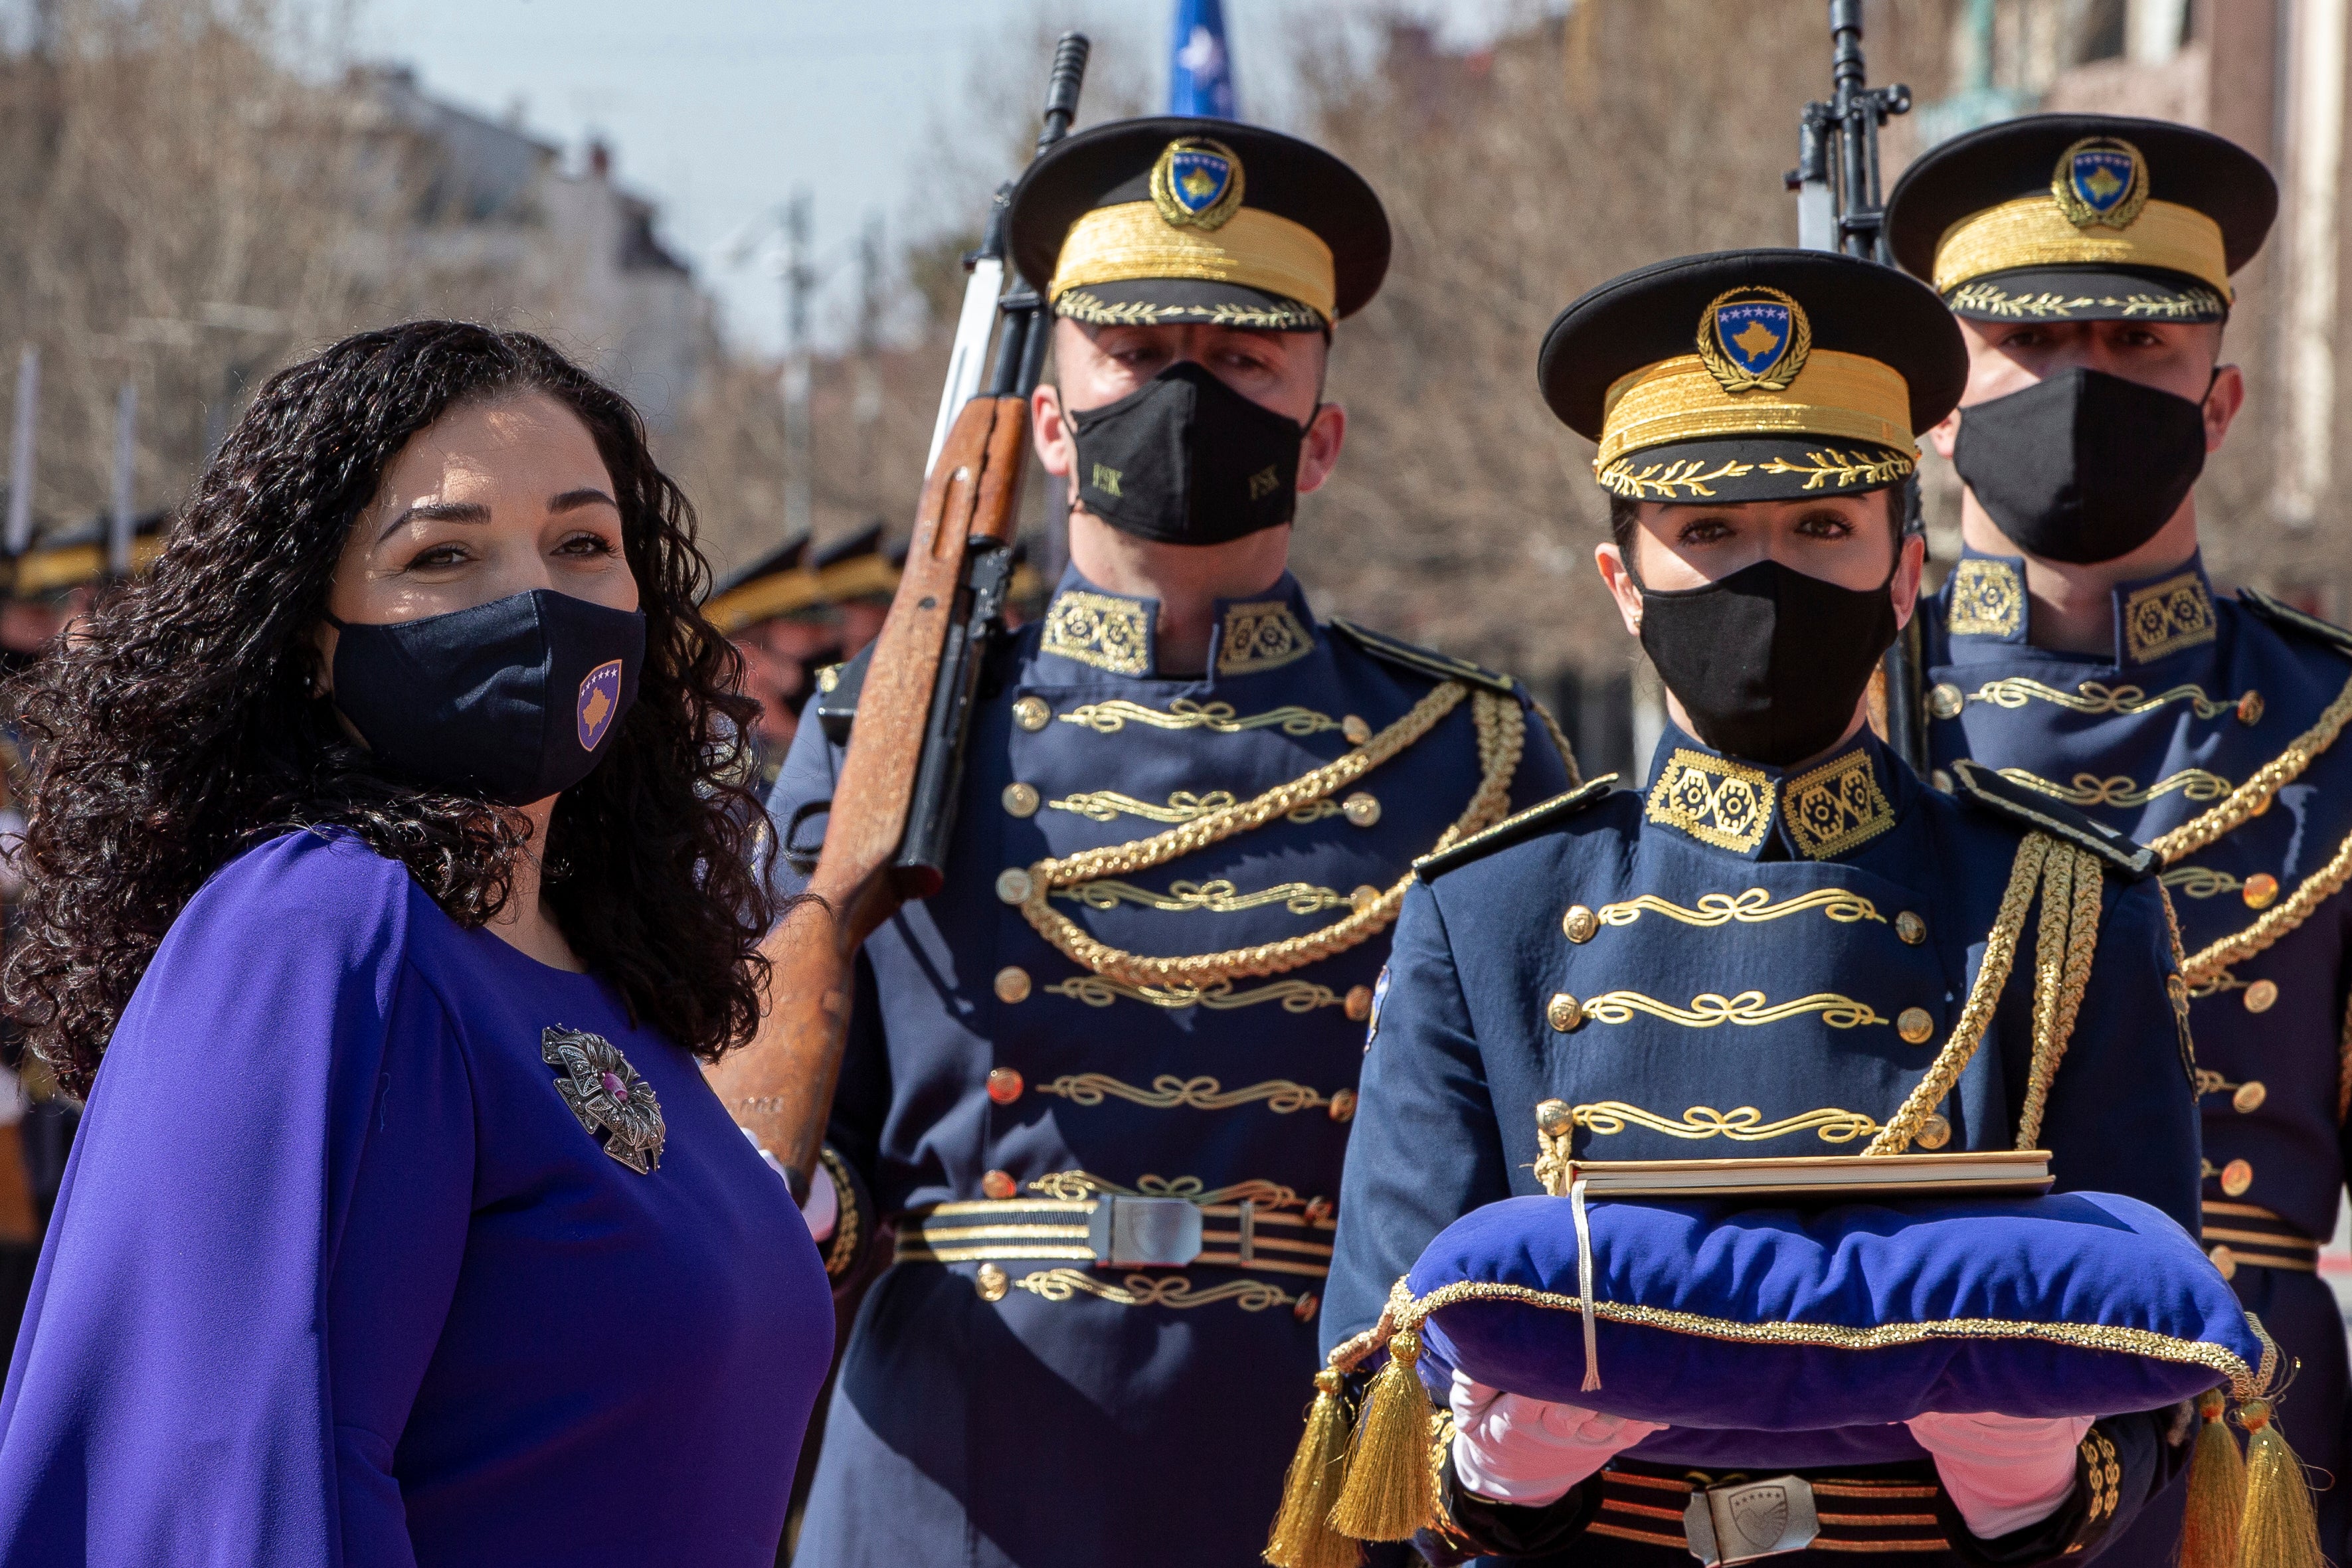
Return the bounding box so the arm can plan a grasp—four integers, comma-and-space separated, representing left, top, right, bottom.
707, 394, 1031, 1191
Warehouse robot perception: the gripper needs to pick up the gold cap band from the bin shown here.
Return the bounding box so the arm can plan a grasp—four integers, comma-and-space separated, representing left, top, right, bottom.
1932, 195, 2232, 300
1047, 201, 1338, 325
1595, 349, 1915, 470
707, 554, 899, 634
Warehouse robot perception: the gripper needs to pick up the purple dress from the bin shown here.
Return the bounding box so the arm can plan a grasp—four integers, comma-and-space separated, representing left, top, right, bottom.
0, 829, 830, 1566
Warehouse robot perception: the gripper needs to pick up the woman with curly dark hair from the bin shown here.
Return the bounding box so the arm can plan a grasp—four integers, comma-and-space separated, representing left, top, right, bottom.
0, 322, 832, 1565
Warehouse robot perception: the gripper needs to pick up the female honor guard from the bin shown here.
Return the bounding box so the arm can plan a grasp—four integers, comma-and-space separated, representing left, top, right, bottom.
765, 120, 1575, 1567
1886, 115, 2352, 1555
1318, 251, 2203, 1565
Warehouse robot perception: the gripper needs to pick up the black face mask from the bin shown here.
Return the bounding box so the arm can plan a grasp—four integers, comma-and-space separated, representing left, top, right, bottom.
328, 588, 645, 806
1951, 368, 2209, 565
1639, 557, 1898, 768
1067, 360, 1307, 545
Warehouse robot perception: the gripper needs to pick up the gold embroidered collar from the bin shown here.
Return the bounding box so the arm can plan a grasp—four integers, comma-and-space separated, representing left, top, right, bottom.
1216, 596, 1315, 676
1645, 740, 1896, 862
1947, 555, 2025, 642
2118, 566, 2216, 665
1041, 586, 1154, 675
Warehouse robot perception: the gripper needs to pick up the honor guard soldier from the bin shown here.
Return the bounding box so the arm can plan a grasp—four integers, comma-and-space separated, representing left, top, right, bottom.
1885, 115, 2352, 1555
765, 118, 1576, 1567
1318, 250, 2203, 1566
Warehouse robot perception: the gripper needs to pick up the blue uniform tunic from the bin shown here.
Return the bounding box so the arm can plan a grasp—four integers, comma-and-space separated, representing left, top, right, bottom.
1923, 549, 2352, 1553
0, 829, 832, 1566
1326, 725, 2201, 1563
770, 568, 1572, 1567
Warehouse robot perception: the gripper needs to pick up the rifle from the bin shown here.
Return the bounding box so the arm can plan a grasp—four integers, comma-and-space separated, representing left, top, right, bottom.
1787, 0, 1928, 772
707, 34, 1091, 1203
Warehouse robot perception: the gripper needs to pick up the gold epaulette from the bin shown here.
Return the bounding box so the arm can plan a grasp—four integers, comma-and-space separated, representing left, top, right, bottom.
1949, 758, 2157, 879
1327, 617, 1517, 695
1413, 777, 1617, 881
2238, 586, 2352, 661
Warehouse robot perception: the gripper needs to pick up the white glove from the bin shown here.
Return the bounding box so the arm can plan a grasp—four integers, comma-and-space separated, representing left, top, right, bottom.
741, 1128, 837, 1241
1904, 1411, 2092, 1540
1448, 1369, 1667, 1507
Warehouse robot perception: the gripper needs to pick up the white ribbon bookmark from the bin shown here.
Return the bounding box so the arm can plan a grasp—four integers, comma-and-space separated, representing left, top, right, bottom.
1571, 1174, 1601, 1393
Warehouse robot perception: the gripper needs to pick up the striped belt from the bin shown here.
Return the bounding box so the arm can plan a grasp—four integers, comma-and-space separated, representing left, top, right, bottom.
893, 1195, 1335, 1280
1587, 1464, 1950, 1559
2202, 1201, 2320, 1277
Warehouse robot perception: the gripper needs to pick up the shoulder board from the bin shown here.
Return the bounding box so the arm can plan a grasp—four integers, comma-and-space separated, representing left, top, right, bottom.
812, 644, 873, 745
1948, 759, 2157, 879
1327, 617, 1517, 695
1415, 777, 1619, 881
2236, 586, 2352, 661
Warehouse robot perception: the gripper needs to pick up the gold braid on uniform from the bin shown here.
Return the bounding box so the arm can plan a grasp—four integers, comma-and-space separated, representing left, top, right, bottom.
1528, 695, 1584, 788
1016, 684, 1522, 990
2177, 829, 2352, 985
1868, 833, 2050, 1155
2016, 846, 2103, 1150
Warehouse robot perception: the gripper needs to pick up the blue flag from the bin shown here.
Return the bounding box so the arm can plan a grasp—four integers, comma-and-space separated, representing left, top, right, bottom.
1168, 0, 1237, 120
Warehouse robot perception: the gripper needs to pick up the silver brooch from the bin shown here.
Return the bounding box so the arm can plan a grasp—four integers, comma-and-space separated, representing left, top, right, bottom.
542, 1025, 666, 1174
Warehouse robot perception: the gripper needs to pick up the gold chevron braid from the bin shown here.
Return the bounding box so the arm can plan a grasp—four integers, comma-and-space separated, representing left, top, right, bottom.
1042, 976, 1340, 1012
1016, 686, 1524, 990
1869, 832, 2050, 1156
1047, 788, 1339, 826
2017, 845, 2104, 1150
1580, 990, 1888, 1029
1996, 766, 2232, 809
1031, 1073, 1335, 1113
1013, 1268, 1299, 1312
2149, 667, 2352, 864
1571, 1102, 1881, 1143
1052, 876, 1358, 916
1057, 697, 1341, 737
2178, 823, 2352, 984
1599, 887, 1884, 930
1965, 676, 2234, 719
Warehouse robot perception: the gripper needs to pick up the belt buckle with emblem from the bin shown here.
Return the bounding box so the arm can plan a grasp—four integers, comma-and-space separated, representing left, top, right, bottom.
1682, 1474, 1820, 1566
1087, 1194, 1203, 1267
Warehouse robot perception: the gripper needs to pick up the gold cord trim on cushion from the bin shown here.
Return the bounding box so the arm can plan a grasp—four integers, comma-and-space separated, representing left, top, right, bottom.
1932, 195, 2232, 300
1047, 201, 1337, 325
1595, 349, 1914, 470
1015, 684, 1522, 990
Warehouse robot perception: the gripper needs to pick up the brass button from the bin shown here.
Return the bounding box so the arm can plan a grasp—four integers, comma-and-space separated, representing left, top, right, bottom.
1916, 1112, 1952, 1150
1344, 984, 1374, 1022
1535, 1098, 1574, 1137
1342, 714, 1372, 745
1930, 769, 1954, 794
1350, 884, 1382, 911
1002, 782, 1041, 818
994, 966, 1032, 1004
1562, 905, 1599, 943
1013, 696, 1051, 731
1304, 1195, 1335, 1226
1342, 792, 1382, 828
1929, 683, 1965, 721
1327, 1089, 1358, 1123
2238, 691, 2265, 726
987, 1067, 1024, 1105
1546, 993, 1583, 1033
816, 663, 842, 694
1896, 1007, 1936, 1044
1895, 911, 1926, 946
976, 1262, 1010, 1301
2208, 1244, 2238, 1282
2244, 979, 2279, 1013
1292, 1291, 1319, 1322
982, 1169, 1018, 1199
2242, 873, 2280, 910
2233, 1080, 2268, 1114
2220, 1158, 2254, 1197
995, 867, 1034, 905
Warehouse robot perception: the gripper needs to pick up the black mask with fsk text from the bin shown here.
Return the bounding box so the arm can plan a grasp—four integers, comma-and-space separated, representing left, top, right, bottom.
1951, 368, 2210, 565
1067, 361, 1307, 547
1639, 556, 1900, 768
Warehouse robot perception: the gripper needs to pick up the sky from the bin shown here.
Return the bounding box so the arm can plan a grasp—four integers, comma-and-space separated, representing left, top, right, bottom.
350, 0, 1546, 357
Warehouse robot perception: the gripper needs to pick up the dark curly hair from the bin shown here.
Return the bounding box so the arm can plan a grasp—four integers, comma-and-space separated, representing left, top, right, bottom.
4, 321, 774, 1094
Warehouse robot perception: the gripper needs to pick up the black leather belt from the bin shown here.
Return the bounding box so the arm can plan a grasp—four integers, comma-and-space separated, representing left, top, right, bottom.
1586, 1462, 1950, 1562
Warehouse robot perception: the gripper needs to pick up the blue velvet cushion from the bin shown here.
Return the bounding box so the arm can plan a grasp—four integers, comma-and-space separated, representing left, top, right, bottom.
1407, 1191, 2268, 1470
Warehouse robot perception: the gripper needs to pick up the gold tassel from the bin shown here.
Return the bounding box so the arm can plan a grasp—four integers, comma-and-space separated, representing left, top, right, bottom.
1264, 1370, 1362, 1568
1328, 1325, 1438, 1542
2177, 1388, 2244, 1568
2236, 1398, 2324, 1568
